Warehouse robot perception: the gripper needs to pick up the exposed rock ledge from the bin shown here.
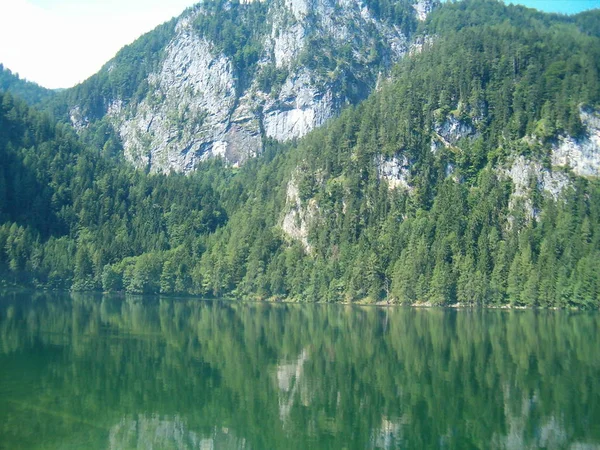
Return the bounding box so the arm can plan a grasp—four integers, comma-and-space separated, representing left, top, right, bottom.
504, 156, 571, 220
96, 0, 420, 173
431, 115, 478, 153
552, 108, 600, 177
375, 154, 412, 191
281, 174, 317, 252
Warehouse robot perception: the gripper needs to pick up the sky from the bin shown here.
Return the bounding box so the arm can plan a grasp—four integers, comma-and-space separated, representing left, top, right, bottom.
0, 0, 599, 89
505, 0, 600, 15
0, 0, 197, 89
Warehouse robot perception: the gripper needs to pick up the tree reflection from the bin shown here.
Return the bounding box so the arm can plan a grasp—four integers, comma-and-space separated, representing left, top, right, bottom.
0, 292, 598, 449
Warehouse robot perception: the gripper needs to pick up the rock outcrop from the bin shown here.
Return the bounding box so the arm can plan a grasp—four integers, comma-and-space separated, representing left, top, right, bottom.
412, 0, 435, 21
71, 0, 430, 172
376, 154, 412, 191
431, 115, 478, 153
503, 108, 600, 220
262, 69, 336, 142
504, 156, 571, 221
281, 173, 318, 252
552, 108, 600, 177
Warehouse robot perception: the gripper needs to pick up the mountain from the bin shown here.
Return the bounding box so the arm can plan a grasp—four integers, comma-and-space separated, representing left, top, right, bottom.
0, 89, 228, 291
0, 64, 55, 106
55, 0, 435, 172
1, 0, 599, 307
188, 1, 600, 306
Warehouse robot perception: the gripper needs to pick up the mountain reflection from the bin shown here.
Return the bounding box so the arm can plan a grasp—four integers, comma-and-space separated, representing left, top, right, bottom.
277, 348, 310, 423
0, 291, 599, 449
109, 415, 248, 450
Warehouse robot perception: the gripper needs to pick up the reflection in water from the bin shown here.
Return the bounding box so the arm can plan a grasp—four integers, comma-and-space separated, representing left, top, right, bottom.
108, 415, 248, 450
0, 291, 599, 449
370, 416, 405, 450
277, 348, 310, 423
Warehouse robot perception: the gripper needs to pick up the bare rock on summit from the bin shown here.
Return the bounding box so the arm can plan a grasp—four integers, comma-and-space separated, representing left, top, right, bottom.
73, 0, 431, 173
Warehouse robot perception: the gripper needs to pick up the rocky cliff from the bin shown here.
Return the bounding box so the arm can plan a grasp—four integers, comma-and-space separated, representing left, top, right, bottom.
67, 0, 434, 172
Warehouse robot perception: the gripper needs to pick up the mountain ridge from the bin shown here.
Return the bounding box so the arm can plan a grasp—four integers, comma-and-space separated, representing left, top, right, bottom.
0, 64, 55, 106
1, 0, 600, 307
55, 0, 435, 172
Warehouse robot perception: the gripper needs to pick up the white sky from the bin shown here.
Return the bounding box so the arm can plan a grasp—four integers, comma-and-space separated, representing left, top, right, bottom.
0, 0, 197, 89
1, 0, 598, 89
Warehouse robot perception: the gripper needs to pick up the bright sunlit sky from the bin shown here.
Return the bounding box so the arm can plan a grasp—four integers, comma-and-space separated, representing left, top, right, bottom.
0, 0, 197, 89
1, 0, 599, 89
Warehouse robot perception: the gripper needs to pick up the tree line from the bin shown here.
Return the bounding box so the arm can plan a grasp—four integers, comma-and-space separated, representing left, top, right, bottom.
0, 0, 599, 307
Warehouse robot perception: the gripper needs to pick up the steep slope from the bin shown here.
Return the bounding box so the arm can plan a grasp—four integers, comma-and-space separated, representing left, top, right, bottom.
1, 0, 600, 307
0, 91, 228, 290
189, 1, 600, 306
58, 0, 435, 172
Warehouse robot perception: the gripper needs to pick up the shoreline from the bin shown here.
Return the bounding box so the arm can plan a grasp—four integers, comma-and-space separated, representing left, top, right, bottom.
0, 286, 594, 311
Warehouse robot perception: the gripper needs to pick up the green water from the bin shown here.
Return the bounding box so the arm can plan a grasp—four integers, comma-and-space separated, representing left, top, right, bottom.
0, 292, 599, 449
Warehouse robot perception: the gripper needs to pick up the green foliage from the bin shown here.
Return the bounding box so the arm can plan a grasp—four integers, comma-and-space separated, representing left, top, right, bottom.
0, 91, 227, 291
1, 0, 600, 308
0, 64, 55, 105
363, 0, 421, 34
189, 0, 600, 306
2, 294, 600, 448
192, 0, 269, 87
256, 64, 289, 95
53, 18, 178, 119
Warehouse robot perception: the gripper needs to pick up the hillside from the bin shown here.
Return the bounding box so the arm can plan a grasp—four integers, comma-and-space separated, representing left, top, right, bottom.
0, 64, 55, 106
49, 0, 434, 172
0, 0, 599, 307
189, 1, 600, 306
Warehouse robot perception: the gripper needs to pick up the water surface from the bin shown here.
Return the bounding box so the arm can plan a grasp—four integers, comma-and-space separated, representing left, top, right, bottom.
0, 291, 599, 449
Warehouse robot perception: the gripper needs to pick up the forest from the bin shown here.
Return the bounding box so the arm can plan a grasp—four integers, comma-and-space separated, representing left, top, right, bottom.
0, 0, 599, 307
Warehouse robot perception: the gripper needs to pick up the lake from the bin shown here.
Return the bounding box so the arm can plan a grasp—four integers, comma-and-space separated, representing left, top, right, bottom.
0, 291, 599, 449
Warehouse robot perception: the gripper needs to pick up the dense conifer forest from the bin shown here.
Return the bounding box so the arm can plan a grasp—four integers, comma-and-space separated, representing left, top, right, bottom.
0, 0, 599, 307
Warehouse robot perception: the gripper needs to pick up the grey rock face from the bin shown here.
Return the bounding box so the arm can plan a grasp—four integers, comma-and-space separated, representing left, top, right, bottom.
375, 154, 412, 191
262, 69, 335, 142
490, 157, 562, 226
110, 25, 262, 172
505, 156, 571, 218
412, 0, 435, 21
78, 0, 425, 172
501, 109, 600, 217
552, 108, 600, 177
281, 174, 317, 252
431, 115, 478, 153
69, 106, 89, 132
